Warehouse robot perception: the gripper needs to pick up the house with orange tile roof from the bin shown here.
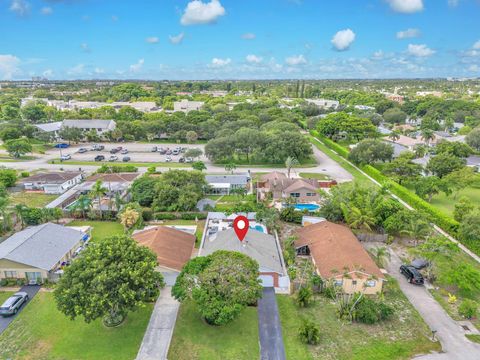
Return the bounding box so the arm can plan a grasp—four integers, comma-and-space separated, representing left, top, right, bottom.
295, 220, 385, 294
256, 172, 320, 203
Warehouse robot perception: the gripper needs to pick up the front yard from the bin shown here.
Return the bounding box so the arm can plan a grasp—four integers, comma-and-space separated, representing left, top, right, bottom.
278, 277, 441, 360
9, 192, 58, 208
0, 292, 153, 360
168, 301, 259, 360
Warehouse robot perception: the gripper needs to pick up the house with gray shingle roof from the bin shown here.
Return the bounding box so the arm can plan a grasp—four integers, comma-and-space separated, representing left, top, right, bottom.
205, 173, 251, 195
0, 223, 88, 284
61, 119, 116, 137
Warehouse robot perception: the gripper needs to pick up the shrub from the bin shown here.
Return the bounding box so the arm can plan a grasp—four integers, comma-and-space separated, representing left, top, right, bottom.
142, 208, 153, 221
180, 212, 207, 220
21, 171, 30, 178
154, 213, 178, 220
298, 319, 321, 345
295, 286, 314, 308
355, 297, 380, 324
459, 299, 478, 319
448, 293, 457, 304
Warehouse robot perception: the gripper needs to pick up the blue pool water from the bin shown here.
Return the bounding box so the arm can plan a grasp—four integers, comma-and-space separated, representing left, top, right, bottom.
294, 203, 320, 211
250, 224, 266, 233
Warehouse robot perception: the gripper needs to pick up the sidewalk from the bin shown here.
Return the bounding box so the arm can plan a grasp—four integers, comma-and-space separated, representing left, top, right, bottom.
136, 287, 179, 360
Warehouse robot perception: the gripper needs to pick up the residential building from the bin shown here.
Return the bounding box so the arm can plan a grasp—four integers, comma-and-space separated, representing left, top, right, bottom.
173, 99, 204, 113
34, 121, 62, 139
0, 223, 89, 284
199, 212, 290, 293
205, 173, 251, 195
305, 98, 339, 110
20, 171, 83, 194
295, 220, 385, 294
257, 171, 321, 203
384, 134, 424, 150
61, 119, 116, 136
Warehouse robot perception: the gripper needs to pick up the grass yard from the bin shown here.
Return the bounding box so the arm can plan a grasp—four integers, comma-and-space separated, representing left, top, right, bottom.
0, 155, 36, 162
9, 192, 58, 208
299, 172, 331, 180
0, 292, 153, 360
430, 186, 480, 216
0, 291, 13, 303
68, 220, 123, 241
48, 160, 190, 168
278, 277, 440, 360
168, 301, 259, 360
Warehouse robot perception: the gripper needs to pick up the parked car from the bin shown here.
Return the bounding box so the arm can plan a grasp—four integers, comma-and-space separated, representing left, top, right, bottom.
185, 157, 193, 163
110, 148, 119, 154
122, 156, 131, 162
158, 148, 166, 154
60, 154, 71, 161
410, 258, 429, 270
165, 156, 172, 162
94, 155, 105, 161
0, 292, 29, 317
151, 146, 158, 152
92, 144, 104, 151
172, 149, 180, 155
165, 149, 172, 155
54, 143, 69, 149
120, 149, 128, 154
400, 265, 424, 285
78, 148, 88, 153
179, 157, 185, 163
181, 147, 187, 153
109, 155, 118, 162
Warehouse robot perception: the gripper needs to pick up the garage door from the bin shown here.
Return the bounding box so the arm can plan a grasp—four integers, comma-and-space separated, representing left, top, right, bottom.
259, 275, 274, 287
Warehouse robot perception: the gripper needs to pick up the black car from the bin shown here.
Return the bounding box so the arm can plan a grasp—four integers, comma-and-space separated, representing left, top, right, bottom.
110, 148, 119, 154
122, 156, 131, 162
400, 265, 424, 285
94, 155, 105, 162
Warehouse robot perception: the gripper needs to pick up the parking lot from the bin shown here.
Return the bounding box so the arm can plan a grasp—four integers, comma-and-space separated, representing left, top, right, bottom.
55, 142, 208, 164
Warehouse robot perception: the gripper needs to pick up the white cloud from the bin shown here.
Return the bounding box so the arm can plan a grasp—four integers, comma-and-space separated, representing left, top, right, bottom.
67, 64, 85, 76
473, 40, 480, 50
372, 50, 385, 60
130, 59, 144, 73
448, 0, 459, 7
331, 29, 356, 51
169, 32, 185, 44
386, 0, 424, 13
210, 57, 231, 67
241, 33, 256, 40
10, 0, 30, 17
285, 54, 307, 66
469, 64, 479, 72
396, 28, 421, 39
180, 0, 226, 25
94, 67, 105, 74
407, 44, 436, 57
80, 43, 91, 53
0, 54, 21, 80
246, 54, 263, 64
40, 6, 53, 15
146, 37, 159, 44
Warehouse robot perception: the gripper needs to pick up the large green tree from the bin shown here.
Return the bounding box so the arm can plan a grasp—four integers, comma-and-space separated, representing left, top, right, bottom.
348, 139, 394, 165
54, 235, 164, 325
426, 153, 466, 178
5, 138, 32, 158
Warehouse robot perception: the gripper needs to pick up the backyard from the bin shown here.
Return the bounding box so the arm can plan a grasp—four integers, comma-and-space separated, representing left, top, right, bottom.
68, 220, 123, 240
0, 292, 153, 360
278, 277, 441, 360
430, 186, 480, 216
9, 191, 58, 208
168, 301, 259, 360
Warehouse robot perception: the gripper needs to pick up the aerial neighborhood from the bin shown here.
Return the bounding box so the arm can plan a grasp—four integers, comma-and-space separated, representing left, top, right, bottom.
1, 1, 480, 360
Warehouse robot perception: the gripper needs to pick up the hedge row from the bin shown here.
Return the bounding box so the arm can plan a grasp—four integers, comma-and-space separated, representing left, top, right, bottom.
311, 131, 350, 158
313, 134, 461, 236
153, 212, 207, 221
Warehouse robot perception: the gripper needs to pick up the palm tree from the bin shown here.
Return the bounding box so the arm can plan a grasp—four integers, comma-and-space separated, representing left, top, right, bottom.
421, 129, 435, 147
341, 204, 376, 231
71, 195, 91, 219
401, 218, 432, 246
369, 247, 391, 268
119, 208, 140, 230
89, 180, 108, 219
14, 203, 27, 229
388, 130, 400, 142
285, 156, 299, 178
224, 162, 237, 174
0, 196, 10, 233
113, 192, 124, 212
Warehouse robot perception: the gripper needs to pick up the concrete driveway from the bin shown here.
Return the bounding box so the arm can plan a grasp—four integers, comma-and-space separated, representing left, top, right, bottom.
257, 287, 286, 360
0, 285, 41, 334
387, 251, 480, 360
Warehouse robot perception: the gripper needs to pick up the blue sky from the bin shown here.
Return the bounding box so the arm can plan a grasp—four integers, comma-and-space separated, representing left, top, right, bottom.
1, 0, 479, 80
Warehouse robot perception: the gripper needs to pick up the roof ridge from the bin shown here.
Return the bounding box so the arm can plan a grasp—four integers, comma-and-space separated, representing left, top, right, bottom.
4, 223, 49, 256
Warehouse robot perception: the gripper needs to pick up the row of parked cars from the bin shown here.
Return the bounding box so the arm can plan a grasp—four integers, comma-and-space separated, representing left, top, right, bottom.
94, 155, 131, 162
151, 146, 186, 155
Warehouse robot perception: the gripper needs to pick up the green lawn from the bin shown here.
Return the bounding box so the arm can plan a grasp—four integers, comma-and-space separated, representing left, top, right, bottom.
0, 291, 13, 303
48, 160, 190, 168
299, 172, 331, 180
278, 278, 440, 360
9, 192, 58, 208
168, 301, 259, 360
0, 155, 36, 162
0, 292, 153, 360
68, 220, 123, 241
430, 186, 480, 216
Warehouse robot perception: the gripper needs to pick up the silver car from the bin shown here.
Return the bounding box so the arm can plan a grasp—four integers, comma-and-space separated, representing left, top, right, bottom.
0, 292, 28, 317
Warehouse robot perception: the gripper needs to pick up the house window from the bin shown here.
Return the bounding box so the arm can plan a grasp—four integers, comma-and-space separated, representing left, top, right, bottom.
334, 279, 343, 286
306, 193, 316, 196
290, 193, 300, 198
352, 280, 358, 286
4, 271, 17, 278
366, 280, 376, 287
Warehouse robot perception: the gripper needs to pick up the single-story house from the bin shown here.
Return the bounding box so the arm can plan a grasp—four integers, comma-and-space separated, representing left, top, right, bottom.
295, 220, 385, 294
34, 121, 62, 139
384, 134, 424, 150
20, 172, 83, 194
133, 226, 196, 285
0, 223, 89, 284
467, 156, 480, 172
305, 98, 339, 110
61, 119, 116, 136
257, 171, 320, 203
199, 212, 290, 293
173, 100, 204, 113
205, 173, 251, 195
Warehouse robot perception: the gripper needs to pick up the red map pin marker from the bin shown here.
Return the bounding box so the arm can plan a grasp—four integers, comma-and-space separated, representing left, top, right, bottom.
233, 215, 249, 242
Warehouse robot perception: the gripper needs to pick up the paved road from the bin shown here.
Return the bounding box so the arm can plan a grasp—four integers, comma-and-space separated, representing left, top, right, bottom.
387, 251, 480, 360
0, 285, 41, 334
136, 287, 179, 360
257, 288, 286, 360
0, 141, 354, 183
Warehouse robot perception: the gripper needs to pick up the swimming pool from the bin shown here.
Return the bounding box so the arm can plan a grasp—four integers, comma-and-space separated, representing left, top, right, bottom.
250, 224, 266, 233
294, 203, 320, 211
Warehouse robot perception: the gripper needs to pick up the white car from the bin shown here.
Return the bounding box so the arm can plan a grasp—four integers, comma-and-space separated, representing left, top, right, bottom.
60, 154, 71, 160
165, 156, 172, 162
120, 149, 128, 154
109, 155, 118, 162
